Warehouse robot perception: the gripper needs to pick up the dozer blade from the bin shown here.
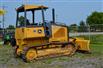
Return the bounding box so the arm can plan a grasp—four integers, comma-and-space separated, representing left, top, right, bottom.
75, 38, 90, 52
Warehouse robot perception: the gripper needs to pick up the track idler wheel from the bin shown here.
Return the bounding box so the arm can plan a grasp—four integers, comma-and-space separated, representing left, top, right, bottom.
21, 48, 37, 62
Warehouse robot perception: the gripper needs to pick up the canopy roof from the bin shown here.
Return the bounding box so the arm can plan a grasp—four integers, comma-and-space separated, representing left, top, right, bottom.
16, 4, 48, 12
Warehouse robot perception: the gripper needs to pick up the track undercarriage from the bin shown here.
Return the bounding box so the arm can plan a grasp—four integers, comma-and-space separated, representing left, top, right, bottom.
15, 42, 77, 62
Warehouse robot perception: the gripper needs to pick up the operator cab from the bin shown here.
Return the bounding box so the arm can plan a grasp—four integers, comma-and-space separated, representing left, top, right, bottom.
16, 4, 52, 37
16, 5, 48, 27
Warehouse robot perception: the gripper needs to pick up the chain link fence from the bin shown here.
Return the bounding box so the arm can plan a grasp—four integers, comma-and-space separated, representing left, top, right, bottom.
69, 24, 103, 44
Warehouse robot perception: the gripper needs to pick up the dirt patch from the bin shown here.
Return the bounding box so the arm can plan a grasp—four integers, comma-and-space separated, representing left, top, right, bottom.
0, 56, 103, 68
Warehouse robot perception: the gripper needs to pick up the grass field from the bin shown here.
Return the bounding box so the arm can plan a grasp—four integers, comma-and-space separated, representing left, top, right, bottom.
0, 35, 103, 68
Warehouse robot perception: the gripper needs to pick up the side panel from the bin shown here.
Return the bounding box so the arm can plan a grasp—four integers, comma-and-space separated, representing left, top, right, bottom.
49, 25, 68, 42
15, 27, 46, 46
15, 27, 45, 39
15, 28, 25, 45
24, 27, 45, 38
15, 28, 24, 39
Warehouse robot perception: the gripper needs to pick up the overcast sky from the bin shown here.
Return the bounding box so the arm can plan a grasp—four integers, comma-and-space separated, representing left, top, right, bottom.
0, 0, 103, 27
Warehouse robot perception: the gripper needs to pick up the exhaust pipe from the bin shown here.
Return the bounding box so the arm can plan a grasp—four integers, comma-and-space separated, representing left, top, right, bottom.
52, 8, 55, 24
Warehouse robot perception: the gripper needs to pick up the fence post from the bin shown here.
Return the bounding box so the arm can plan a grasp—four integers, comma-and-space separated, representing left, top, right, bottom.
87, 24, 91, 41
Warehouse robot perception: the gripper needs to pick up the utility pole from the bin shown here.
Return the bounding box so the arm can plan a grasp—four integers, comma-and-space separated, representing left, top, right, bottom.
2, 6, 5, 35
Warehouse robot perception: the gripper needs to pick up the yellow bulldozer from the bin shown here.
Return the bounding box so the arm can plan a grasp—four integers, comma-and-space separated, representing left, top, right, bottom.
12, 4, 90, 62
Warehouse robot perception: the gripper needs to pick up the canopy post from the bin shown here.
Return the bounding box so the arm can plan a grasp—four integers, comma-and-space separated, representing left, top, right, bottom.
24, 9, 27, 27
52, 8, 55, 23
16, 11, 19, 27
41, 8, 45, 24
32, 10, 35, 24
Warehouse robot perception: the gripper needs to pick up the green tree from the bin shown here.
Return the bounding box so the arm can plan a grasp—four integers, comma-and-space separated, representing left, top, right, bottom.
18, 16, 25, 26
7, 25, 15, 29
69, 24, 78, 32
78, 21, 88, 32
86, 11, 103, 31
86, 11, 103, 25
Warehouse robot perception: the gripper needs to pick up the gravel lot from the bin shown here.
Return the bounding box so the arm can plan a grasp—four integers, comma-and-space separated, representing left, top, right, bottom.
0, 56, 103, 68
0, 44, 103, 68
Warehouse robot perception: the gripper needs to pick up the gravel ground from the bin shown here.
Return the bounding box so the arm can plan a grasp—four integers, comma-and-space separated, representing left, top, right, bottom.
0, 44, 103, 68
0, 56, 103, 68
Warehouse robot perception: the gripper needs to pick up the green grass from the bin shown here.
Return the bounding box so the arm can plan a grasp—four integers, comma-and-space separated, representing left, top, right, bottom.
90, 43, 103, 57
0, 35, 103, 68
73, 43, 103, 58
73, 34, 103, 58
75, 34, 103, 44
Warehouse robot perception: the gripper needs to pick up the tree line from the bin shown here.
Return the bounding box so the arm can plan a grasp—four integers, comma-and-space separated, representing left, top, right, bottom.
69, 11, 103, 32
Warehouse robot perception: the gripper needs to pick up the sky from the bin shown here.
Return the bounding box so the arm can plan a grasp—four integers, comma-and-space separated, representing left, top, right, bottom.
0, 0, 103, 27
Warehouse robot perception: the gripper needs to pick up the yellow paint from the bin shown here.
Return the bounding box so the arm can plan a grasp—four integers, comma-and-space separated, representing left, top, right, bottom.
15, 27, 45, 46
26, 49, 37, 61
37, 45, 75, 57
24, 5, 48, 10
76, 39, 90, 51
0, 9, 5, 15
15, 4, 90, 61
24, 27, 45, 38
16, 48, 22, 56
49, 25, 68, 42
16, 5, 48, 11
15, 27, 45, 39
